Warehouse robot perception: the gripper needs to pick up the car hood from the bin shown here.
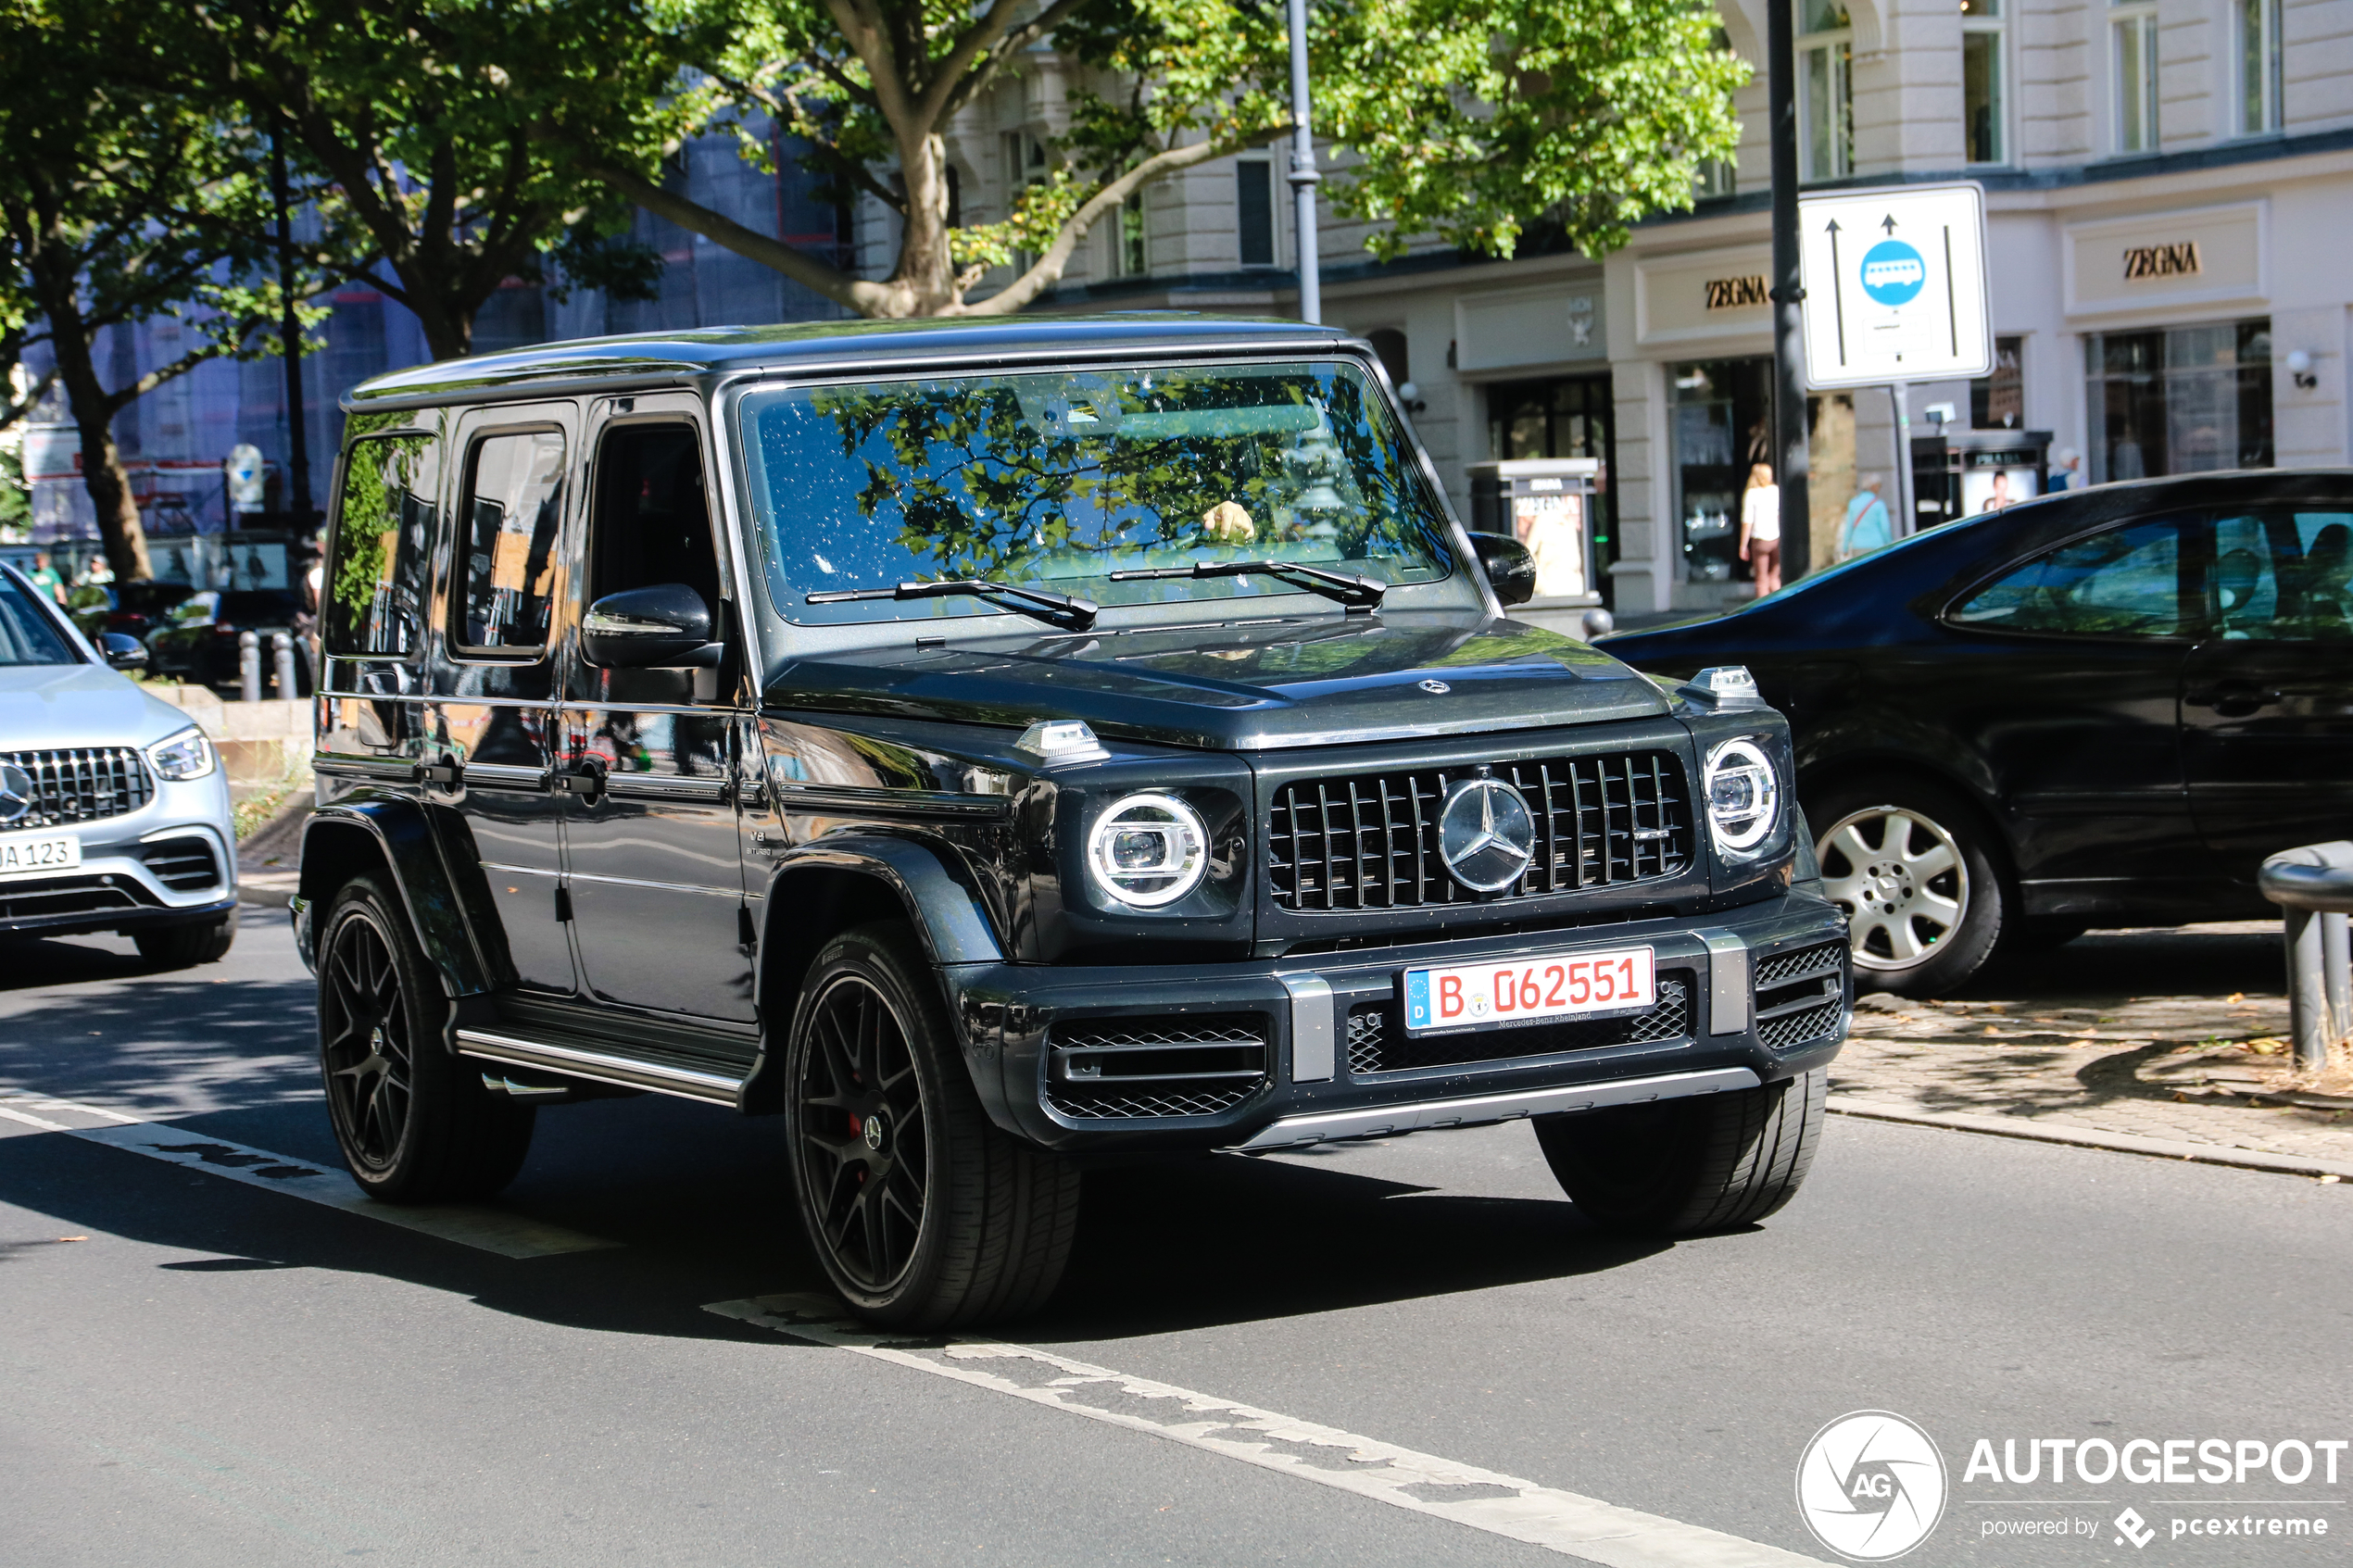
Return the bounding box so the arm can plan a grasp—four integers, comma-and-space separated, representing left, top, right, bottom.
0, 663, 198, 752
765, 612, 1668, 750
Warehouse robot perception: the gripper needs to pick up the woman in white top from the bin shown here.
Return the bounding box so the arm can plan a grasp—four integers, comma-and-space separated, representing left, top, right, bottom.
1738, 461, 1782, 595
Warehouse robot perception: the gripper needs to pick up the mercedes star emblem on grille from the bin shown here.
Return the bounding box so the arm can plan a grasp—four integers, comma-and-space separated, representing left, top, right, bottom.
1437, 777, 1536, 892
0, 762, 33, 825
1418, 679, 1450, 694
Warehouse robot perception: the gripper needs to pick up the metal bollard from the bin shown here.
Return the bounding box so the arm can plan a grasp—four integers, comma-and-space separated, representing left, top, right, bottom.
238, 630, 261, 703
271, 631, 296, 698
2257, 841, 2353, 1072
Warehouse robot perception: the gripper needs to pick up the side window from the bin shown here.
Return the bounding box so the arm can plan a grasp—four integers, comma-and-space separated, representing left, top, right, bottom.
589, 424, 718, 609
326, 430, 441, 659
453, 430, 566, 656
2201, 508, 2353, 640
1949, 518, 2189, 638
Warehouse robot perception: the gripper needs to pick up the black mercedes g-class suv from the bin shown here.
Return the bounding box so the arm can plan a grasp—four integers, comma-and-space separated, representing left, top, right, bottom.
293, 317, 1848, 1326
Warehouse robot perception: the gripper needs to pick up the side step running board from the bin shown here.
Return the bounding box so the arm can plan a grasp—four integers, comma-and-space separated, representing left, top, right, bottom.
455, 1029, 746, 1108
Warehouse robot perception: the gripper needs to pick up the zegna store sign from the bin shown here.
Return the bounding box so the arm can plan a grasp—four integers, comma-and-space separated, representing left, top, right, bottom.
1631, 244, 1775, 347
2065, 202, 2267, 316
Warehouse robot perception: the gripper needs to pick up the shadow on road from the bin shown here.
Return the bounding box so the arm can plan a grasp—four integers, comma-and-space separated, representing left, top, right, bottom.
1947, 923, 2283, 1003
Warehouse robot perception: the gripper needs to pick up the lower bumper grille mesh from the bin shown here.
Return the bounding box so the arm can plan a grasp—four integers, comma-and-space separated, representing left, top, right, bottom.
1347, 974, 1692, 1076
0, 874, 158, 923
1753, 940, 1846, 1050
1046, 1013, 1271, 1121
140, 836, 222, 891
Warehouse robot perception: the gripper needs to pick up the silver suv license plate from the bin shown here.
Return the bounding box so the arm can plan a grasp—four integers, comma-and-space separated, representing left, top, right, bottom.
0, 831, 81, 879
1404, 945, 1655, 1034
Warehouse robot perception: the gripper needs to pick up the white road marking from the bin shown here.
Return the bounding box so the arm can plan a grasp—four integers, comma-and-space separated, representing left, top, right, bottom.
0, 1091, 617, 1260
709, 1294, 1832, 1568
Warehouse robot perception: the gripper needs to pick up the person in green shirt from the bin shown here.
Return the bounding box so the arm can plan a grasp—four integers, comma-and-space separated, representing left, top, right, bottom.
25, 550, 68, 605
1838, 476, 1893, 561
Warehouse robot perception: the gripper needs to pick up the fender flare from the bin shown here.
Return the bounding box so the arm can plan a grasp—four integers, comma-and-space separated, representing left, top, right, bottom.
741, 833, 1011, 1121
297, 793, 495, 999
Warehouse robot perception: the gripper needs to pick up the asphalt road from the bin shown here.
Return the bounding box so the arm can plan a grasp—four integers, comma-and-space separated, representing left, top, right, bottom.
3, 906, 2349, 1568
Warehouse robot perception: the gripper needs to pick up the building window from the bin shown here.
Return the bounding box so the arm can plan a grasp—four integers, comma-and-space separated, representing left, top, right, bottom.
1486, 375, 1618, 601
1236, 159, 1276, 268
1971, 336, 2025, 428
1366, 329, 1410, 392
1002, 132, 1047, 273
1798, 1, 1854, 182
1109, 190, 1148, 278
1694, 158, 1737, 200
2239, 0, 2283, 134
1670, 360, 1775, 584
2084, 320, 2273, 483
2112, 0, 2159, 154
1962, 0, 2006, 164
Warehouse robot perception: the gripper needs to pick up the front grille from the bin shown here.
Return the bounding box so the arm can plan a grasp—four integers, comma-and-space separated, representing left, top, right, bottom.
1269, 750, 1692, 912
1045, 1013, 1271, 1120
0, 747, 153, 827
0, 873, 158, 923
1346, 974, 1692, 1075
1754, 940, 1845, 1049
140, 835, 222, 891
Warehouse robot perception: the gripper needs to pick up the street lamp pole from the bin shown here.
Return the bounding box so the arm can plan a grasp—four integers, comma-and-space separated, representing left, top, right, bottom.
1284, 0, 1321, 325
1767, 0, 1812, 583
270, 122, 312, 525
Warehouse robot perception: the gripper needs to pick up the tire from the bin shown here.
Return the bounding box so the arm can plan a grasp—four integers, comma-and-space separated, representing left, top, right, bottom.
1809, 775, 2007, 997
1534, 1069, 1827, 1236
133, 915, 236, 969
317, 875, 535, 1201
785, 922, 1080, 1329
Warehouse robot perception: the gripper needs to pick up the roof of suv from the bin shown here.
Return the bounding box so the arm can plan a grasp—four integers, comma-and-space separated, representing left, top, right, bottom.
345, 314, 1358, 411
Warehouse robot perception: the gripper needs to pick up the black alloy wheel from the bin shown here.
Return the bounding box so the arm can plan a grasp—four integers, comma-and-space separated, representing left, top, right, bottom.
794, 969, 931, 1293
784, 923, 1081, 1328
316, 875, 535, 1202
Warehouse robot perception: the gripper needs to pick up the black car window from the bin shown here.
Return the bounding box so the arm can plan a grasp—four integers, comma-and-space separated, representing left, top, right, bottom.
2201, 508, 2353, 641
453, 430, 566, 657
0, 573, 76, 665
326, 427, 441, 659
1948, 518, 2192, 639
589, 423, 718, 610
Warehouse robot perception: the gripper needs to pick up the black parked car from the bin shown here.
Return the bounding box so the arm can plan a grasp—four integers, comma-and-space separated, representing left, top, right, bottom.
1604, 469, 2353, 995
295, 317, 1849, 1328
146, 587, 313, 695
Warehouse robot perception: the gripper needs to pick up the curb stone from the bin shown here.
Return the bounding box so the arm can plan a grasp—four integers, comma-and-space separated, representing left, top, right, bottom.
1828, 1094, 2353, 1182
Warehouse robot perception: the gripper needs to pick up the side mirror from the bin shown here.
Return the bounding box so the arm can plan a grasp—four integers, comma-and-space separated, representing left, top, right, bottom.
100, 633, 148, 671
581, 583, 719, 669
1467, 533, 1537, 608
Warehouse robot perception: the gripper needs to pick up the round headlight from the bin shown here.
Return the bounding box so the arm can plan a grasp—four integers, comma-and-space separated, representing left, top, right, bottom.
146, 725, 217, 782
1087, 793, 1209, 908
1704, 738, 1780, 855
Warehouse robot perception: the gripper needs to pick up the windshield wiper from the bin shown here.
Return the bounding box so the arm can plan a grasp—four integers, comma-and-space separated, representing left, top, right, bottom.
805, 578, 1098, 632
1107, 558, 1386, 610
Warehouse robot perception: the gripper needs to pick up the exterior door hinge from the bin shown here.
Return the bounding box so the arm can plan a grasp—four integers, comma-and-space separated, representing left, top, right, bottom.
554, 886, 573, 923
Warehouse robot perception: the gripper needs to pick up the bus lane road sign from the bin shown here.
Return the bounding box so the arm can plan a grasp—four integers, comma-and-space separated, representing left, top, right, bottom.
1799, 182, 1993, 389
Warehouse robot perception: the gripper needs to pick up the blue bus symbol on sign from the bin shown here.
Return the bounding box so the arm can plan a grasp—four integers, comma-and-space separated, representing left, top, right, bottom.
1859, 240, 1927, 306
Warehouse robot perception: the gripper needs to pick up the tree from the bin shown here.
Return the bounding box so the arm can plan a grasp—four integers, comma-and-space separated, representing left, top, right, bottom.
181, 0, 703, 360
552, 0, 1744, 320
0, 2, 292, 581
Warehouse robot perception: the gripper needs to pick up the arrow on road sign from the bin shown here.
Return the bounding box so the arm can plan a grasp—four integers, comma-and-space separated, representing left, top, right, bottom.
1825, 220, 1848, 366
1881, 215, 1898, 234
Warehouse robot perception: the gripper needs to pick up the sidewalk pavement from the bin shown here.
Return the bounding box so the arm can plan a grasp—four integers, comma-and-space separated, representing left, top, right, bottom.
1831, 922, 2353, 1179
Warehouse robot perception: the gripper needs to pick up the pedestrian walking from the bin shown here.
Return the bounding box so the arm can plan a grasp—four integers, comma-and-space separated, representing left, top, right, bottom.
1838, 474, 1892, 560
1738, 462, 1782, 595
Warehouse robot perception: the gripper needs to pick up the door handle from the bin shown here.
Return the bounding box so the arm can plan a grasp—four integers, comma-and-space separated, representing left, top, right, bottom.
548, 759, 607, 805
414, 755, 463, 788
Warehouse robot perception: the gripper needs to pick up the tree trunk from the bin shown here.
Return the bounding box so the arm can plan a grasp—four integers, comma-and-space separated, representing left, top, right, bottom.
885, 132, 961, 317
34, 270, 153, 582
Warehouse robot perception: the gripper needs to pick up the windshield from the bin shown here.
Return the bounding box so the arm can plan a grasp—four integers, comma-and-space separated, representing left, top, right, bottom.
739, 359, 1465, 626
1, 574, 78, 666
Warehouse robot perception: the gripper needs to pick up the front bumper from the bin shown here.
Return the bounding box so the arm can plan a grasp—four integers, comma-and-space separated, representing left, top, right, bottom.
0, 771, 239, 939
950, 888, 1849, 1153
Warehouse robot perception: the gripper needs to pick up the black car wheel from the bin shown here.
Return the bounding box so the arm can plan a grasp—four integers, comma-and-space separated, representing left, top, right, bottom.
132, 914, 235, 968
786, 923, 1079, 1328
1534, 1070, 1826, 1236
318, 875, 535, 1201
1811, 776, 2007, 996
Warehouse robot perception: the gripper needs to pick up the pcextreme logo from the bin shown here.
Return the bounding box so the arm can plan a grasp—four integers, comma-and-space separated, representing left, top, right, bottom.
1795, 1411, 1950, 1562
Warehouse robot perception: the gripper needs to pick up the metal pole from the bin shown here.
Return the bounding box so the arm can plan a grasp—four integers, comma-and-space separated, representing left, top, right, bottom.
239, 631, 261, 704
1767, 0, 1809, 583
271, 631, 297, 699
1889, 381, 1915, 537
2285, 906, 2331, 1072
271, 124, 312, 523
2325, 910, 2351, 1047
1284, 0, 1321, 325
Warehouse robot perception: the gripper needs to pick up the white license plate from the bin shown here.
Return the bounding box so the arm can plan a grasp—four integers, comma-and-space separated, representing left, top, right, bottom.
0, 831, 81, 880
1403, 945, 1655, 1035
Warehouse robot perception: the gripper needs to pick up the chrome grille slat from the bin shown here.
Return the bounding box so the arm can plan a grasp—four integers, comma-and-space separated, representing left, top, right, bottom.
0, 746, 153, 828
1269, 749, 1692, 913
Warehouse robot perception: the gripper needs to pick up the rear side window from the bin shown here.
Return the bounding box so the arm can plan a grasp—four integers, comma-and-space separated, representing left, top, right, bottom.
2203, 508, 2353, 641
326, 427, 442, 659
453, 430, 566, 656
0, 574, 76, 666
1948, 519, 2189, 639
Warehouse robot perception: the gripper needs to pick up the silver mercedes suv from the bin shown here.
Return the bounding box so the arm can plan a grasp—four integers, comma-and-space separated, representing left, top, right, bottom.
0, 561, 239, 966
